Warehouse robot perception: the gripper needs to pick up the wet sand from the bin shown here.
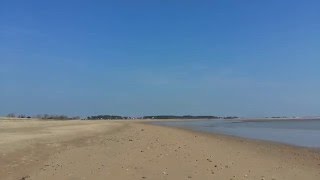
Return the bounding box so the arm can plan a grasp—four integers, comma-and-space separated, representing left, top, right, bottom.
0, 119, 319, 180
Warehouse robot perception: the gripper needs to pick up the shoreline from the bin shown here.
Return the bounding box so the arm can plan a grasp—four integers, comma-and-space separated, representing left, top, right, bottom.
146, 120, 320, 153
1, 119, 319, 180
144, 121, 320, 163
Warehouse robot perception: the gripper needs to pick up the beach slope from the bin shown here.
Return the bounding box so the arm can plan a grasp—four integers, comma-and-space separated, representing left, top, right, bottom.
0, 119, 319, 180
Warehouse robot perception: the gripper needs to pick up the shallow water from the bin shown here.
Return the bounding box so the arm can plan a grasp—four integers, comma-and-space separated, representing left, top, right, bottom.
153, 119, 320, 148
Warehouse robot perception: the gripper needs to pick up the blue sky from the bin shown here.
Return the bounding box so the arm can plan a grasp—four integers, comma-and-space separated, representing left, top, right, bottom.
1, 1, 320, 117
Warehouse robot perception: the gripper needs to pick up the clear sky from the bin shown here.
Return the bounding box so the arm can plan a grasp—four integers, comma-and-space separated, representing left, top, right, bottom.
1, 0, 320, 117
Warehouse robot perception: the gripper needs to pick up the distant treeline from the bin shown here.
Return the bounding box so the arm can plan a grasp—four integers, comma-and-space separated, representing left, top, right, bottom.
223, 116, 239, 119
86, 115, 239, 120
6, 113, 80, 120
87, 115, 132, 120
34, 114, 80, 120
142, 115, 220, 119
5, 113, 238, 120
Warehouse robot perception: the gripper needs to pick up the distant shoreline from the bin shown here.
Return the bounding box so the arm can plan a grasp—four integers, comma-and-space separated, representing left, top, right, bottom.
236, 117, 320, 123
148, 118, 320, 150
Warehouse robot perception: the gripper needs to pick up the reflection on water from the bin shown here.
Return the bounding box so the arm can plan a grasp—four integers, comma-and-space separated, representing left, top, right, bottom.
153, 119, 320, 148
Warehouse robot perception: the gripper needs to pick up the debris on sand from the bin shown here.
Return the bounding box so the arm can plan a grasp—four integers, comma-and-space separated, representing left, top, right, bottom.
162, 171, 168, 175
20, 175, 30, 180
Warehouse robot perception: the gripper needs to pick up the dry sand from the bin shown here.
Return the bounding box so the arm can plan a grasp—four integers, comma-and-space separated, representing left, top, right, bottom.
0, 119, 319, 180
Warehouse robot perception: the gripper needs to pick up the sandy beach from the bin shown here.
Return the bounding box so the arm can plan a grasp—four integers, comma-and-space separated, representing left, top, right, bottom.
0, 119, 319, 180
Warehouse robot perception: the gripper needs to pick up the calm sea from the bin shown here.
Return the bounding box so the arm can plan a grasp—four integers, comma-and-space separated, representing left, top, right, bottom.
152, 119, 320, 148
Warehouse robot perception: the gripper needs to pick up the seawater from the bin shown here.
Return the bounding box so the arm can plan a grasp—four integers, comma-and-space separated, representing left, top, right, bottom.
152, 119, 320, 148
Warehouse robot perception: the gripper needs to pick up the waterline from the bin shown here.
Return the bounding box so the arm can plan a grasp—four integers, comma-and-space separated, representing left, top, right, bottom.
152, 119, 320, 148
